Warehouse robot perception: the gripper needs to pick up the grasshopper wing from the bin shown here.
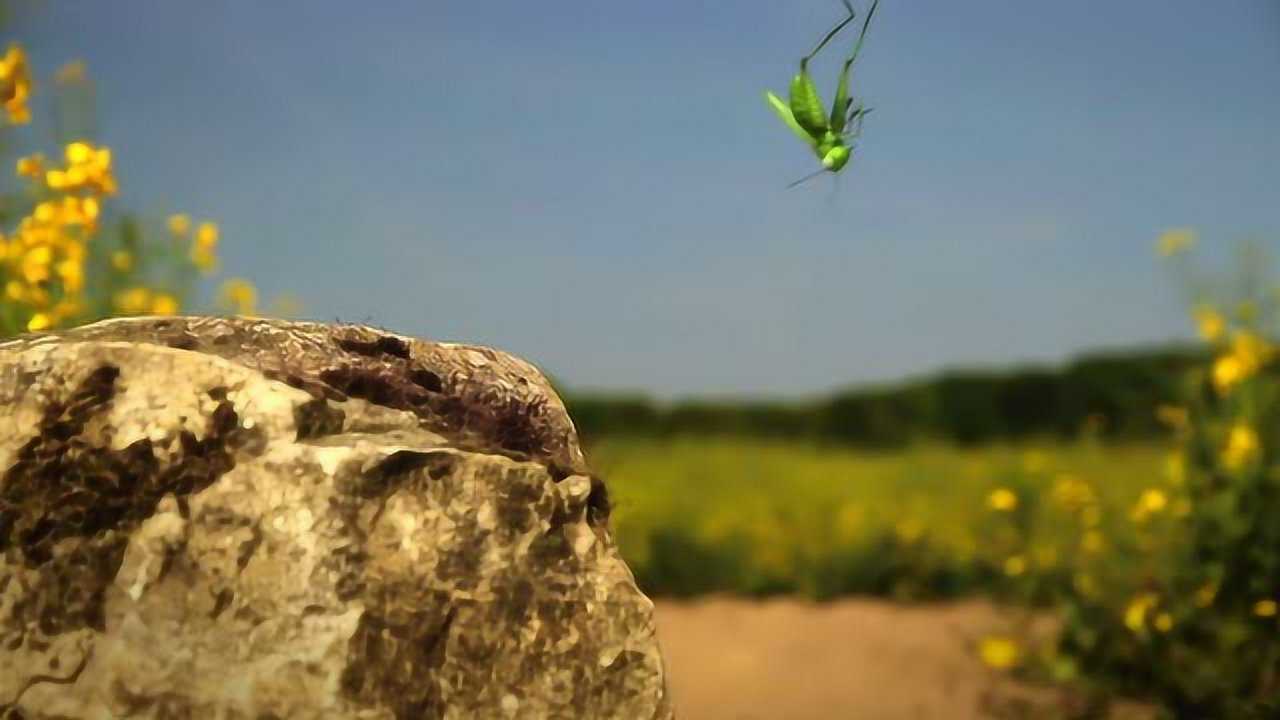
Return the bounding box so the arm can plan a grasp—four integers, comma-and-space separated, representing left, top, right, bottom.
765, 91, 819, 151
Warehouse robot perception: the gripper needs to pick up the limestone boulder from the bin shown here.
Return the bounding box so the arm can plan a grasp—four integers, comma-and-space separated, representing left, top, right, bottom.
0, 316, 672, 719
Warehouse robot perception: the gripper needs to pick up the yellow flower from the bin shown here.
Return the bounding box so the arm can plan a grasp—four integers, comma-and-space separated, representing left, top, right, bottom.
55, 258, 84, 293
25, 312, 51, 331
1213, 355, 1246, 394
0, 44, 32, 124
20, 245, 52, 284
1073, 573, 1098, 599
987, 488, 1018, 512
4, 280, 26, 302
45, 141, 116, 195
1153, 613, 1173, 633
114, 287, 152, 315
1131, 488, 1168, 523
978, 636, 1020, 670
1124, 592, 1160, 633
15, 153, 44, 179
167, 213, 192, 236
1081, 530, 1105, 555
150, 292, 180, 316
1051, 474, 1096, 512
1194, 583, 1218, 608
1254, 600, 1277, 618
1192, 306, 1225, 342
1156, 228, 1195, 258
217, 278, 258, 315
1003, 555, 1026, 577
190, 246, 219, 273
54, 59, 87, 86
190, 222, 221, 273
1221, 423, 1260, 472
111, 250, 133, 271
49, 297, 82, 322
195, 221, 218, 249
1213, 331, 1272, 395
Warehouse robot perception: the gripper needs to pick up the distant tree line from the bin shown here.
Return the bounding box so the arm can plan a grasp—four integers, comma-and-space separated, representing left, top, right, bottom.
563, 346, 1209, 447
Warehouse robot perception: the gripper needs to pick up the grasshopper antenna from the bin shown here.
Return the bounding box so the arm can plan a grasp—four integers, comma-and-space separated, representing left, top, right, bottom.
786, 166, 830, 189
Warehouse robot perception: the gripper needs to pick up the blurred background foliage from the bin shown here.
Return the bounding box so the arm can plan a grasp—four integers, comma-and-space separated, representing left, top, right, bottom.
591, 236, 1280, 718
0, 3, 1276, 718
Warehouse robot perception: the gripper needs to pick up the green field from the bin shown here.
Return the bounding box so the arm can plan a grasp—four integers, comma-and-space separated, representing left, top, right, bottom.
589, 438, 1172, 601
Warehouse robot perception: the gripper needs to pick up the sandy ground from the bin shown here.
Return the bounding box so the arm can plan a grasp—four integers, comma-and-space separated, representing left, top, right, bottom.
652, 597, 1145, 720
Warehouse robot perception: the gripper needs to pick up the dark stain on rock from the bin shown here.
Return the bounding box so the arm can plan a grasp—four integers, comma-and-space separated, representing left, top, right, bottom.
409, 368, 443, 393
340, 606, 456, 719
528, 529, 575, 568
209, 588, 233, 620
320, 366, 432, 410
341, 450, 454, 500
163, 331, 200, 351
0, 364, 247, 642
490, 395, 549, 457
330, 544, 368, 601
496, 479, 543, 534
236, 524, 263, 570
293, 398, 346, 440
337, 334, 411, 360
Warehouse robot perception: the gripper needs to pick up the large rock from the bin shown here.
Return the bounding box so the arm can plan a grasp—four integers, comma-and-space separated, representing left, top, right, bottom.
0, 316, 672, 719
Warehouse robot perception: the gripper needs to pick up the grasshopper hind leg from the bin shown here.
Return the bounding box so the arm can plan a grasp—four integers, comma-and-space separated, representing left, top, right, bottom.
800, 0, 857, 70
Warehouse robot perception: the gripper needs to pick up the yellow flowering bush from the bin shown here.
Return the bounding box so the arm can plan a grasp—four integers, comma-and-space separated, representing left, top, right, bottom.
0, 45, 277, 337
1053, 236, 1280, 718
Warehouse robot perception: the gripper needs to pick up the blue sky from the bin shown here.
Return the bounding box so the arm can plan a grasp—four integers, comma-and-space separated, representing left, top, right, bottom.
14, 1, 1280, 398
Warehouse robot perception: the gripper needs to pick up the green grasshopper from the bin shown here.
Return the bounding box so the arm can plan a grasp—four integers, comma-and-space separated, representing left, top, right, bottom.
765, 0, 880, 188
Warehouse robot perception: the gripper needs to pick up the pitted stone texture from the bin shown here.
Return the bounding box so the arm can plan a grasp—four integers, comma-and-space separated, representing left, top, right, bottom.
0, 316, 671, 719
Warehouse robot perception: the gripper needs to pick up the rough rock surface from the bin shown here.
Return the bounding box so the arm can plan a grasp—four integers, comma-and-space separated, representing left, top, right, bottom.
0, 316, 672, 719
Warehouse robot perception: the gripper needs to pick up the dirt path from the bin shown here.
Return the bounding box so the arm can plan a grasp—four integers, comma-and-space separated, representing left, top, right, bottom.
653, 597, 1136, 720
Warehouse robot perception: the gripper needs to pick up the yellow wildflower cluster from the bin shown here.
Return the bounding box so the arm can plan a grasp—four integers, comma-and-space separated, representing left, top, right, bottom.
2, 139, 119, 331
1130, 488, 1168, 523
1051, 474, 1096, 513
0, 44, 32, 124
167, 215, 222, 274
1220, 423, 1260, 472
1124, 592, 1171, 633
217, 278, 258, 315
0, 46, 268, 336
977, 636, 1020, 670
44, 141, 118, 195
1156, 228, 1196, 258
986, 487, 1018, 512
114, 287, 180, 316
1192, 305, 1225, 342
1211, 329, 1272, 395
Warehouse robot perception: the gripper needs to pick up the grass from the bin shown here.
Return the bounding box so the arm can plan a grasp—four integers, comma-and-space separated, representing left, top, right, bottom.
588, 437, 1170, 601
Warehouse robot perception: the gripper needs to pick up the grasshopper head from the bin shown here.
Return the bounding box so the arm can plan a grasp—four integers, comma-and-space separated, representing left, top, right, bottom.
822, 145, 851, 172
